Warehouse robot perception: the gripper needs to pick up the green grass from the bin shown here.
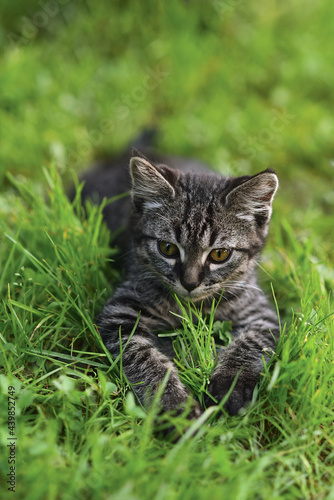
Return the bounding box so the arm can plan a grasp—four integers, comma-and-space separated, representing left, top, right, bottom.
1, 1, 334, 499
163, 294, 233, 408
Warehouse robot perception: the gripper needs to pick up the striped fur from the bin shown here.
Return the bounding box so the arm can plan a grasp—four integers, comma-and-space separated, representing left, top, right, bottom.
86, 151, 279, 416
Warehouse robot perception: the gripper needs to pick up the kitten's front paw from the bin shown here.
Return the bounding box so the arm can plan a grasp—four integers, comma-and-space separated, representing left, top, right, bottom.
160, 392, 202, 419
206, 367, 259, 415
156, 397, 202, 441
184, 400, 203, 420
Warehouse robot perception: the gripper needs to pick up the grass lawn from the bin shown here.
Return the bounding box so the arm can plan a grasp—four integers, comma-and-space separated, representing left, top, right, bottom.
0, 1, 333, 499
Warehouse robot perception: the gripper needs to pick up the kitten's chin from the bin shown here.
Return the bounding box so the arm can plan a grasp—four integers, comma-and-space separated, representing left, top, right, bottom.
175, 288, 214, 303
165, 280, 216, 302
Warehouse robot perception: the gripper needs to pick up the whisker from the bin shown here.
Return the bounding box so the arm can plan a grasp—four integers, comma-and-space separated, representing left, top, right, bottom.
226, 280, 262, 292
212, 289, 237, 301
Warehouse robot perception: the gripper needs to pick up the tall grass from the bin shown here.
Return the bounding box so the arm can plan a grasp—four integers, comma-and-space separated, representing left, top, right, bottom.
0, 166, 333, 499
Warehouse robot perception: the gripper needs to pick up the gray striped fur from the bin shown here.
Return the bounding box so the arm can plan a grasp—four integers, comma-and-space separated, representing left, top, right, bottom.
83, 149, 279, 416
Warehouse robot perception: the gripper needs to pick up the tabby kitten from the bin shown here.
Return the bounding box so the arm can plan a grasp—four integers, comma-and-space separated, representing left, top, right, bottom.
80, 149, 279, 416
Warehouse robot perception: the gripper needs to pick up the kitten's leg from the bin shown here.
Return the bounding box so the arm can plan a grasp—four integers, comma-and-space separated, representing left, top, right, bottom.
98, 284, 201, 417
207, 293, 279, 415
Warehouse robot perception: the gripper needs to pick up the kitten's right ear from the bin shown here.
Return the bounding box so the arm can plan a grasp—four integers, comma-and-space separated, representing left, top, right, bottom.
225, 169, 278, 230
130, 156, 175, 208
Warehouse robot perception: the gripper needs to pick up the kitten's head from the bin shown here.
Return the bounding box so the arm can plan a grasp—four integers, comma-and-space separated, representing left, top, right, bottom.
129, 155, 278, 302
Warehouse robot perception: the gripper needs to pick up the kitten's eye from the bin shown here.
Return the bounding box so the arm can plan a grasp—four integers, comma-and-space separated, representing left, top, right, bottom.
158, 241, 179, 258
209, 248, 231, 263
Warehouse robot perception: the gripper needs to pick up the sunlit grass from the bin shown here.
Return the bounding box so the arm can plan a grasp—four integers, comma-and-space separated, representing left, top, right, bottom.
1, 1, 334, 498
0, 166, 333, 499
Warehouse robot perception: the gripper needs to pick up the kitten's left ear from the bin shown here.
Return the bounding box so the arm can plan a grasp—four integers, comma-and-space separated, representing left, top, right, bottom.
225, 169, 278, 229
130, 156, 176, 209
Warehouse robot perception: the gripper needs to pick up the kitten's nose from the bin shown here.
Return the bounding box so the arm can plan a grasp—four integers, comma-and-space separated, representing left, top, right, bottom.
180, 266, 203, 292
181, 280, 200, 292
180, 263, 203, 292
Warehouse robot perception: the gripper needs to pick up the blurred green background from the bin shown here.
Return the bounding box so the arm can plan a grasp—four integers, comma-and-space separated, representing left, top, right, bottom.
0, 0, 333, 247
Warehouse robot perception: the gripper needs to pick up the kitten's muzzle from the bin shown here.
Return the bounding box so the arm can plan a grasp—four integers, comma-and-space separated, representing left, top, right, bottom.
180, 264, 204, 292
